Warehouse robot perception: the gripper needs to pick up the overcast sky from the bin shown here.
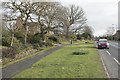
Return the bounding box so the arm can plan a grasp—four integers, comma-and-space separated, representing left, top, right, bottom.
1, 0, 119, 36
59, 0, 119, 36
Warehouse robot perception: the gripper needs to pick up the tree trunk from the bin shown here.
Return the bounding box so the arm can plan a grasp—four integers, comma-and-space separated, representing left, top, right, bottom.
66, 27, 69, 39
25, 26, 28, 44
11, 33, 14, 47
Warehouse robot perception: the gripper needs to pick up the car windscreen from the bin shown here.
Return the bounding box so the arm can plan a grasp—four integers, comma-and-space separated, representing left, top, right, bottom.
99, 40, 107, 42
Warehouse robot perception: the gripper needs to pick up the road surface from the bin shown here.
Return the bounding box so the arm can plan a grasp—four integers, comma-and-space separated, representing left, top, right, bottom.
97, 41, 120, 78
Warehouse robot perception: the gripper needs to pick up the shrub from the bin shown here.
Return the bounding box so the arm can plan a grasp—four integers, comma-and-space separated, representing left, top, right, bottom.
85, 41, 90, 44
14, 31, 24, 39
27, 34, 34, 43
28, 34, 42, 44
32, 41, 45, 49
2, 47, 17, 58
76, 34, 81, 40
2, 37, 11, 47
72, 50, 89, 55
38, 42, 45, 47
71, 35, 77, 40
32, 43, 40, 50
14, 31, 24, 43
45, 42, 53, 47
48, 36, 59, 42
13, 43, 23, 53
9, 38, 25, 55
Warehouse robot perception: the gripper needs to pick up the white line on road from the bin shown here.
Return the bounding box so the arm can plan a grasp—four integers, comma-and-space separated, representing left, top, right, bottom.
98, 51, 110, 78
106, 50, 111, 55
113, 58, 120, 65
105, 50, 120, 65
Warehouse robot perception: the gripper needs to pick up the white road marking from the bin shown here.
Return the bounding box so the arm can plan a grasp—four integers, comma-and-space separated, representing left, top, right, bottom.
113, 58, 120, 65
99, 51, 110, 78
106, 50, 111, 55
105, 50, 120, 65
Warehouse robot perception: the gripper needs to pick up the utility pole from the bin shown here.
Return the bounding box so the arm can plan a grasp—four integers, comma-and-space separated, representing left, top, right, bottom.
118, 1, 120, 30
118, 1, 120, 41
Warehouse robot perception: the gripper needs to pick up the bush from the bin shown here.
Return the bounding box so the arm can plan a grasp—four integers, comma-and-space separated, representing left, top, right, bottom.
28, 34, 42, 44
72, 50, 89, 55
12, 43, 23, 53
2, 37, 33, 59
71, 35, 77, 41
85, 41, 90, 44
76, 34, 81, 40
48, 36, 59, 42
14, 31, 24, 43
2, 47, 17, 58
32, 43, 40, 50
38, 41, 45, 47
14, 31, 24, 38
27, 34, 34, 43
32, 41, 46, 49
45, 42, 53, 47
8, 38, 25, 55
2, 37, 11, 47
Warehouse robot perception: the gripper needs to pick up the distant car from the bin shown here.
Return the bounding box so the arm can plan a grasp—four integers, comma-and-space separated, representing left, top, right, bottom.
97, 39, 109, 49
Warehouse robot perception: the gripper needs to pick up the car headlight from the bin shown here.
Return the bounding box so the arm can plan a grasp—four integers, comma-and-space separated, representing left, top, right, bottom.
107, 42, 109, 45
98, 43, 101, 45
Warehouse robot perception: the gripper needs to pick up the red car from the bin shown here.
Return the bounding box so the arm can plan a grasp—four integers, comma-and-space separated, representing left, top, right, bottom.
97, 39, 109, 49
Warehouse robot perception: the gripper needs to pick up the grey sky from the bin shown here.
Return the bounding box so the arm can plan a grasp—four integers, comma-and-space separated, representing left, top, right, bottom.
59, 0, 119, 36
1, 0, 119, 36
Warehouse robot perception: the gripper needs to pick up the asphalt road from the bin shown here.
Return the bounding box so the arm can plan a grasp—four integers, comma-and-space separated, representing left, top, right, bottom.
97, 41, 120, 78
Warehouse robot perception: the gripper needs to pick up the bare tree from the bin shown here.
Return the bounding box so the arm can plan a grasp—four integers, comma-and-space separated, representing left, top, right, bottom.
33, 2, 64, 40
62, 5, 87, 39
83, 26, 93, 35
42, 2, 63, 33
3, 2, 36, 44
106, 27, 115, 36
8, 22, 19, 46
32, 2, 49, 41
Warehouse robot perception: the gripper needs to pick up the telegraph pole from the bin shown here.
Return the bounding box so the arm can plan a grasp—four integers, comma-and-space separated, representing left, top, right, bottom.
118, 1, 120, 80
118, 1, 120, 30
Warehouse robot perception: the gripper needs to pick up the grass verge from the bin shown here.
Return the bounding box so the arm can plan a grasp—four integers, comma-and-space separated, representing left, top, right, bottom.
1, 46, 56, 68
1, 41, 69, 68
13, 40, 106, 78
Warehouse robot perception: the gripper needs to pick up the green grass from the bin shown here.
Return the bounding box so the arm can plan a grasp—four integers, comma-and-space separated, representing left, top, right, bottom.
61, 41, 69, 44
13, 40, 106, 78
1, 40, 69, 68
0, 46, 8, 49
1, 46, 56, 68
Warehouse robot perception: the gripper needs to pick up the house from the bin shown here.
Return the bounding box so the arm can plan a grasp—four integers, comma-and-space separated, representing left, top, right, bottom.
16, 17, 39, 34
